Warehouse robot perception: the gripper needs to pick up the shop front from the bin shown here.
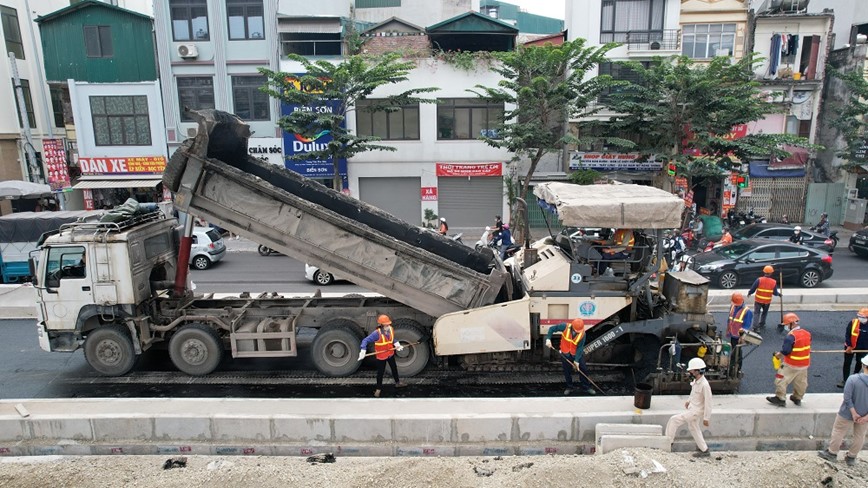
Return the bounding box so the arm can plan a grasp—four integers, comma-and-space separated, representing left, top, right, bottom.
436, 162, 503, 227
569, 152, 662, 184
71, 156, 168, 210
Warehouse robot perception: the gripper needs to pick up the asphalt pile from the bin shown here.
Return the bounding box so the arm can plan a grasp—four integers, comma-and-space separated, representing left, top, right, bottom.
0, 448, 866, 487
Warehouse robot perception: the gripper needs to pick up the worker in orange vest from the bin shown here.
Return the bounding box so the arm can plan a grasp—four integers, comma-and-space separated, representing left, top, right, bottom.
747, 265, 781, 330
725, 292, 753, 372
545, 318, 595, 396
359, 314, 407, 397
838, 308, 868, 388
767, 312, 811, 407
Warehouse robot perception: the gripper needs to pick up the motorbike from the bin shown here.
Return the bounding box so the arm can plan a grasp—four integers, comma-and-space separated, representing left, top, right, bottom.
257, 244, 280, 256
663, 234, 687, 269
474, 227, 492, 251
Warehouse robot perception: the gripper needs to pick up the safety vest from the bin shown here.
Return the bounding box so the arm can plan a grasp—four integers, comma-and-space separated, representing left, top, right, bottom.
784, 328, 811, 368
848, 318, 861, 349
754, 276, 777, 304
559, 325, 585, 356
374, 326, 395, 360
727, 305, 749, 338
613, 229, 635, 251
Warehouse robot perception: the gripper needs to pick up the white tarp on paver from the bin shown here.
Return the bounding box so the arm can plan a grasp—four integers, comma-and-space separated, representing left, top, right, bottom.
534, 182, 684, 229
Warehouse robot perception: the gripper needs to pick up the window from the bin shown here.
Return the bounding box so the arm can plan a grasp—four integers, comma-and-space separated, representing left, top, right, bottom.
437, 98, 503, 140
682, 24, 736, 59
598, 61, 650, 102
44, 246, 86, 288
1, 6, 24, 59
90, 96, 151, 146
12, 79, 35, 129
177, 77, 215, 122
600, 0, 665, 43
746, 249, 776, 261
281, 32, 342, 57
232, 76, 270, 121
356, 99, 419, 140
170, 0, 209, 41
50, 86, 64, 128
84, 25, 113, 58
227, 0, 264, 40
356, 0, 401, 7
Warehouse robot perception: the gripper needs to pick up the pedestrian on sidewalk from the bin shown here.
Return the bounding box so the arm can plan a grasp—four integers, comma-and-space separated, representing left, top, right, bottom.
665, 358, 713, 457
725, 292, 752, 373
767, 313, 811, 407
545, 318, 595, 396
818, 355, 868, 466
746, 265, 780, 331
358, 314, 407, 397
838, 308, 868, 388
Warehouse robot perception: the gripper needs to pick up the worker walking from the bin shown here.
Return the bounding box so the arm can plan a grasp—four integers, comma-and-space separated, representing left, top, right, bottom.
545, 318, 595, 396
818, 355, 868, 466
747, 265, 781, 331
665, 358, 713, 457
359, 314, 407, 397
725, 292, 752, 373
767, 313, 811, 407
838, 308, 868, 388
438, 217, 448, 235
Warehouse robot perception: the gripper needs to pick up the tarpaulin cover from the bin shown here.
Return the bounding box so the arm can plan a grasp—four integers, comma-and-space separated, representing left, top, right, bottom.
534, 182, 684, 229
749, 161, 806, 178
0, 211, 103, 243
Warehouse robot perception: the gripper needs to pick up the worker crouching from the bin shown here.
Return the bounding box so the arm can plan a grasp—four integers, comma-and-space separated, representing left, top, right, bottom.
359, 314, 407, 397
665, 357, 713, 457
545, 318, 595, 396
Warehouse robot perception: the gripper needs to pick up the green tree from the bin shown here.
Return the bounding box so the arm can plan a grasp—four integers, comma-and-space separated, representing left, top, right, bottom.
604, 54, 816, 189
472, 38, 620, 242
830, 68, 868, 167
260, 53, 437, 190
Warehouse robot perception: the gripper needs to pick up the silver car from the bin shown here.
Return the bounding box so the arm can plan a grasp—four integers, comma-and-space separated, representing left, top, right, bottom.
189, 226, 226, 270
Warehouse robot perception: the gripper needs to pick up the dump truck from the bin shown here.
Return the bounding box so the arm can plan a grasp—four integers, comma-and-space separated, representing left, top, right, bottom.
33, 110, 744, 392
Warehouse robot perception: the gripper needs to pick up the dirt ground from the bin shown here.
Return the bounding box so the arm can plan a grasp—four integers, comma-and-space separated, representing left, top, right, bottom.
0, 448, 866, 488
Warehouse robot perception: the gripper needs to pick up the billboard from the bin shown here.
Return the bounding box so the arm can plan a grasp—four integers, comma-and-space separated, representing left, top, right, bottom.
280, 100, 347, 180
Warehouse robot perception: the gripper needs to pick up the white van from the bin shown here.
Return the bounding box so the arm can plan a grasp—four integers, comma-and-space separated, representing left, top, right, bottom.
190, 226, 226, 270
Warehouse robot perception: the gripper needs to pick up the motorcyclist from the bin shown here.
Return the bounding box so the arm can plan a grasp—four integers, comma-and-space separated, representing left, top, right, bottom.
438, 217, 448, 235
495, 224, 513, 259
781, 214, 789, 225
789, 226, 804, 245
812, 213, 830, 236
663, 230, 686, 268
718, 227, 733, 246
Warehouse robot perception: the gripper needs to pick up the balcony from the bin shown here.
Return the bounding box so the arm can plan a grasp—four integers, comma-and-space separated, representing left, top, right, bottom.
601, 29, 681, 54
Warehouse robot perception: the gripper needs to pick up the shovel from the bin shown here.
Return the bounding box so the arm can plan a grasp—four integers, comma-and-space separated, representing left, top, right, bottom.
551, 346, 607, 395
362, 340, 423, 358
777, 271, 785, 328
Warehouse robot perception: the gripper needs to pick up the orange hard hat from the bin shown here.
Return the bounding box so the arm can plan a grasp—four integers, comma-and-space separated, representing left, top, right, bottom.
763, 265, 774, 274
782, 312, 800, 325
858, 308, 868, 318
731, 292, 744, 305
377, 314, 392, 326
570, 318, 584, 331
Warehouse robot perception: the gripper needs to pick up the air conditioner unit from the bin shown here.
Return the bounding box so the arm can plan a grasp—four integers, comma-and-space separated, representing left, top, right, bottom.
649, 41, 661, 50
177, 44, 198, 59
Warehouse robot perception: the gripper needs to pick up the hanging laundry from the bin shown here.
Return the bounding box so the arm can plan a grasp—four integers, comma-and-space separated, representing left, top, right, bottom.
767, 34, 781, 78
788, 35, 799, 58
781, 34, 789, 55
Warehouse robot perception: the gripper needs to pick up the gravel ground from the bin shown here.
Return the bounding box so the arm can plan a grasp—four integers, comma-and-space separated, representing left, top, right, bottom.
0, 449, 866, 488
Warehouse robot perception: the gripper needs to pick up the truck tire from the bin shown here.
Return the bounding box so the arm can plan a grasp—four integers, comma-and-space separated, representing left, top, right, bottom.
392, 319, 430, 377
169, 324, 224, 376
311, 325, 362, 377
84, 325, 137, 376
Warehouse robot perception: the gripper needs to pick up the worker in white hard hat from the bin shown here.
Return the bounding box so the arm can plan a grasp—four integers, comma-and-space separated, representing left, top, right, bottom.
664, 357, 713, 457
438, 217, 448, 235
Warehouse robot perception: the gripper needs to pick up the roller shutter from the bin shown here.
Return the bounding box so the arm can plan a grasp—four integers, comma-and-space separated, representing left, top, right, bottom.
437, 176, 502, 227
358, 177, 422, 225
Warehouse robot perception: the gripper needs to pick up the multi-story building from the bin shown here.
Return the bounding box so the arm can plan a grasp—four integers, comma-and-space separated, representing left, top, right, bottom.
37, 0, 167, 211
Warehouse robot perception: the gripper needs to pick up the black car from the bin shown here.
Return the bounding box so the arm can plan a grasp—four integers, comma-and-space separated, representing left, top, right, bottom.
691, 238, 833, 289
731, 223, 836, 252
850, 227, 868, 257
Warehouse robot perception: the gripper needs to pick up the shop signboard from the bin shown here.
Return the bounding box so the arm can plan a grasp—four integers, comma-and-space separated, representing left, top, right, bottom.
280, 100, 348, 179
248, 138, 284, 166
435, 163, 502, 177
78, 156, 166, 175
43, 139, 71, 191
569, 152, 662, 171
421, 187, 438, 201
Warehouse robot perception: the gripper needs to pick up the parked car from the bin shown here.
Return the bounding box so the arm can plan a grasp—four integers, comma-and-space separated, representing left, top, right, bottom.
731, 223, 837, 252
849, 227, 868, 258
189, 226, 226, 270
691, 238, 833, 289
305, 263, 339, 286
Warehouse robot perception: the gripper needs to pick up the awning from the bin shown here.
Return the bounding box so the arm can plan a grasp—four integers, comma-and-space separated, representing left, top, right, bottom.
72, 177, 161, 190
277, 18, 342, 34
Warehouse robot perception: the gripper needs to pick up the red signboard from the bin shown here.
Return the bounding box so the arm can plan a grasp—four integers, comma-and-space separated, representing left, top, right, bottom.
79, 156, 166, 175
421, 187, 438, 201
43, 139, 71, 191
435, 163, 502, 177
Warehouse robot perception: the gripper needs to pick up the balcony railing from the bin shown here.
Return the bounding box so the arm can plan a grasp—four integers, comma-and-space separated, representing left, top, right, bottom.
601, 29, 681, 52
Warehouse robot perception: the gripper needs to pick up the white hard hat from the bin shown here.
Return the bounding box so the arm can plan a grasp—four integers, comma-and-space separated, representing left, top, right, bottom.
794, 226, 801, 231
440, 217, 446, 222
862, 355, 868, 367
687, 358, 706, 371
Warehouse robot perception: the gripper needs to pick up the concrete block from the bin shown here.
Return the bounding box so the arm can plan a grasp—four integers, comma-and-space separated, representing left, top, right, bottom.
454, 416, 511, 443
0, 419, 28, 441
92, 445, 136, 455
813, 412, 837, 438
333, 418, 392, 443
29, 418, 93, 441
154, 417, 211, 441
92, 418, 153, 441
333, 444, 393, 457
702, 411, 755, 438
455, 445, 516, 457
396, 445, 456, 456
595, 423, 662, 444
518, 444, 580, 455
517, 415, 573, 442
212, 445, 266, 456
272, 418, 331, 443
393, 418, 450, 443
576, 413, 637, 442
598, 434, 671, 454
755, 410, 816, 438
809, 294, 836, 304
213, 417, 270, 442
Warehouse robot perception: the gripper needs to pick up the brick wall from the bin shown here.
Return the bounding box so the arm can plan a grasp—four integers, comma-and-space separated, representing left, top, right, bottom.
362, 34, 430, 57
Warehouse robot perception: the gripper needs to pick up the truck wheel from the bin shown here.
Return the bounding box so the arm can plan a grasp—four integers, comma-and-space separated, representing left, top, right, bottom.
311, 325, 362, 377
84, 325, 137, 376
191, 255, 211, 270
169, 324, 224, 376
392, 319, 430, 377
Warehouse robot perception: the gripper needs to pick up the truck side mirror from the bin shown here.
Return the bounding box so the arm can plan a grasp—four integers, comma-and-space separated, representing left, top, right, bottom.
28, 258, 38, 286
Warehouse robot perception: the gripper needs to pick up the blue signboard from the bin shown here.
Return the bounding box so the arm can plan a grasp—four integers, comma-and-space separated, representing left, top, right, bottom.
281, 101, 348, 183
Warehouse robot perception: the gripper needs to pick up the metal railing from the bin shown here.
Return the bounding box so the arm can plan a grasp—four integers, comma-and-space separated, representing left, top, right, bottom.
601, 29, 681, 51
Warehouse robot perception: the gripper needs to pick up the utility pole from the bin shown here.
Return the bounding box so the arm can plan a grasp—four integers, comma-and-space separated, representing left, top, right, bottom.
9, 52, 42, 183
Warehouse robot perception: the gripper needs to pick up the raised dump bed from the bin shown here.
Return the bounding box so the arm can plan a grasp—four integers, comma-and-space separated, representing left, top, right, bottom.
164, 110, 510, 317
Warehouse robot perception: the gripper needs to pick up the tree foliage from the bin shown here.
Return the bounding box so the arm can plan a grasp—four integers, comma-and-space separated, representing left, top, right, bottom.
830, 67, 868, 166
603, 54, 816, 187
260, 53, 437, 190
472, 39, 618, 241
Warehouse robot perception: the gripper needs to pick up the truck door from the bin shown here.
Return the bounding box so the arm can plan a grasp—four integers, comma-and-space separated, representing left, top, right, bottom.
39, 246, 94, 331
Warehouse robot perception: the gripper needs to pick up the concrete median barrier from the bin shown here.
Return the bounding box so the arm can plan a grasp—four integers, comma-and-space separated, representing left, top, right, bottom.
0, 285, 36, 319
